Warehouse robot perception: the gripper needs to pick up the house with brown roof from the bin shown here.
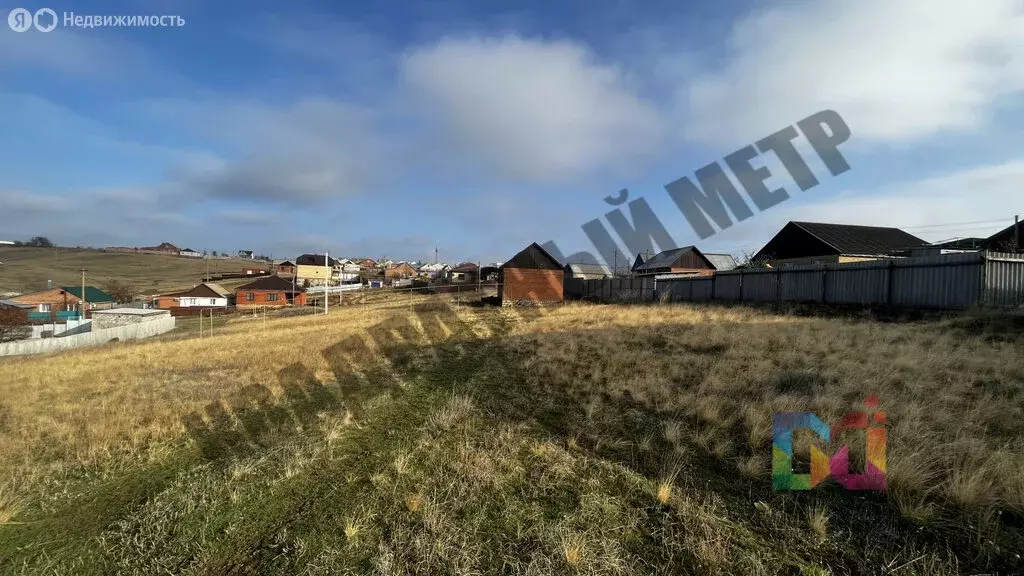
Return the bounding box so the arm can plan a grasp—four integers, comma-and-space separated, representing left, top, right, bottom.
752, 221, 929, 266
447, 262, 479, 284
386, 262, 418, 282
499, 243, 564, 305
236, 275, 306, 309
153, 283, 232, 309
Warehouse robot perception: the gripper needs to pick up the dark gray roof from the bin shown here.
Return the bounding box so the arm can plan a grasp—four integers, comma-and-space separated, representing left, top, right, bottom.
792, 221, 928, 255
703, 253, 738, 271
634, 246, 712, 271
296, 254, 339, 267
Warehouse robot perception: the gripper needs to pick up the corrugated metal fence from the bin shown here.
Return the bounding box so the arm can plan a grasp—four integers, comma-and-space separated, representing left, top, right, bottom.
571, 277, 656, 302
572, 252, 1024, 310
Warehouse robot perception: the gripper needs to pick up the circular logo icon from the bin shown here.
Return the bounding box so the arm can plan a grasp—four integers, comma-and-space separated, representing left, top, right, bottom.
33, 7, 57, 32
8, 8, 32, 32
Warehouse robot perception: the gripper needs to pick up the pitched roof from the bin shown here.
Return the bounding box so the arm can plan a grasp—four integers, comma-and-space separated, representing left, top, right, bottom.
500, 242, 562, 270
61, 286, 116, 303
296, 254, 339, 267
566, 263, 612, 276
161, 283, 226, 299
634, 246, 713, 272
205, 283, 231, 297
237, 275, 305, 292
0, 299, 33, 309
273, 260, 295, 266
982, 222, 1023, 251
791, 221, 928, 255
703, 253, 738, 271
180, 247, 198, 252
631, 253, 649, 271
450, 262, 480, 272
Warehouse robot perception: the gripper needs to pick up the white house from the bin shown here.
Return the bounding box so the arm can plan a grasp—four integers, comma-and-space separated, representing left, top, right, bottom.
179, 248, 203, 258
154, 283, 231, 308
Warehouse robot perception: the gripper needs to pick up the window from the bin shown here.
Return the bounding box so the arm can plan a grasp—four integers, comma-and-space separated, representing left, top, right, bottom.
39, 303, 51, 312
246, 292, 254, 301
267, 293, 278, 302
209, 299, 216, 305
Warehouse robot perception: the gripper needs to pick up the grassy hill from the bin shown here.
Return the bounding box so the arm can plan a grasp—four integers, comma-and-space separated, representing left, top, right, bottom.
0, 295, 1022, 575
0, 246, 266, 296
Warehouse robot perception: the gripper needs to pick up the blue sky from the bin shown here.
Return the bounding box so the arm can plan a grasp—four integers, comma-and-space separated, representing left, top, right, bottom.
1, 0, 1023, 264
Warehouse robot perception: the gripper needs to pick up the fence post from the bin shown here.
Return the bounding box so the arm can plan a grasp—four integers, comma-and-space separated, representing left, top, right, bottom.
776, 269, 782, 302
821, 266, 827, 304
886, 259, 895, 305
739, 269, 744, 302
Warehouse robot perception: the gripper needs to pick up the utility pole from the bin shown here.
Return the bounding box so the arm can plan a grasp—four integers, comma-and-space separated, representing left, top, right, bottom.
80, 269, 87, 319
324, 251, 329, 316
1015, 215, 1020, 253
613, 249, 618, 278
435, 246, 438, 264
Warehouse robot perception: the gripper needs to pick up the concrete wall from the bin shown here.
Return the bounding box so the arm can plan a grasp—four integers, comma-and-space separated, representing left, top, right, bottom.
0, 315, 176, 357
92, 310, 170, 330
29, 319, 92, 338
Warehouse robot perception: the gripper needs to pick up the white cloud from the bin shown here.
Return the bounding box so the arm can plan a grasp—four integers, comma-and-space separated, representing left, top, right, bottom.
156, 98, 395, 202
400, 35, 665, 183
684, 0, 1024, 146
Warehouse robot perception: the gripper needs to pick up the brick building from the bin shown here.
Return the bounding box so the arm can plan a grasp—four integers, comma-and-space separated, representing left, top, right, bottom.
8, 286, 116, 320
498, 243, 564, 306
0, 300, 32, 325
236, 275, 306, 309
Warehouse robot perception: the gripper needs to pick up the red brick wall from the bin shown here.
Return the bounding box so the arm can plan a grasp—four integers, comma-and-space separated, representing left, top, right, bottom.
235, 290, 306, 308
501, 268, 563, 303
0, 307, 30, 326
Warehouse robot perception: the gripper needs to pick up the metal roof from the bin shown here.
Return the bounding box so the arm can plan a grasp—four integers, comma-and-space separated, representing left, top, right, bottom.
296, 254, 339, 267
61, 286, 116, 303
634, 246, 712, 271
703, 253, 738, 271
791, 221, 928, 255
0, 299, 32, 309
566, 263, 612, 276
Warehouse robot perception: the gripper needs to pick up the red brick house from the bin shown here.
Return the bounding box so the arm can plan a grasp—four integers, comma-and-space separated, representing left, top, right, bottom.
499, 243, 564, 305
274, 260, 297, 276
8, 286, 116, 320
385, 262, 418, 282
236, 275, 306, 309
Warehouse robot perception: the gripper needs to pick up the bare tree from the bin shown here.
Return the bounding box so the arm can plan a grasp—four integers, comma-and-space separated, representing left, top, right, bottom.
105, 280, 137, 303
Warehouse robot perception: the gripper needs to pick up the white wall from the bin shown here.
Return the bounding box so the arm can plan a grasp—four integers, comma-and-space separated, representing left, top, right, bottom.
178, 297, 227, 307
29, 319, 92, 339
0, 316, 176, 357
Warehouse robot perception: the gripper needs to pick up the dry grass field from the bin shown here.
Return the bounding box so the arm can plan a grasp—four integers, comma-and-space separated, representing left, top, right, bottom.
0, 293, 1022, 575
0, 246, 262, 295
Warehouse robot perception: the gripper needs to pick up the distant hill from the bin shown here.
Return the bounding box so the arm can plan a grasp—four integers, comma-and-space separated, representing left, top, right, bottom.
0, 246, 265, 296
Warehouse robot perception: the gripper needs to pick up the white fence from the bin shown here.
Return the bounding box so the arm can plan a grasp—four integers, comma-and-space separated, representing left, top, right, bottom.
305, 284, 365, 294
29, 319, 92, 339
0, 316, 176, 357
